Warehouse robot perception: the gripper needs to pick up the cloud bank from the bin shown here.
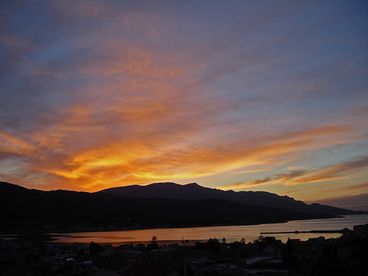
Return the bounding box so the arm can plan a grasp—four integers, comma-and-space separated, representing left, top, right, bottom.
0, 1, 367, 204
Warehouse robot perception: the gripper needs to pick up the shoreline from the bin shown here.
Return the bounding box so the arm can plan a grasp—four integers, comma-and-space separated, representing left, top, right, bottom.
1, 214, 367, 245
1, 213, 347, 235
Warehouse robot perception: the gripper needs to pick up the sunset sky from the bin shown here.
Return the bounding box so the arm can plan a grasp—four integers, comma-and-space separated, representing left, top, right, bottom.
0, 1, 367, 208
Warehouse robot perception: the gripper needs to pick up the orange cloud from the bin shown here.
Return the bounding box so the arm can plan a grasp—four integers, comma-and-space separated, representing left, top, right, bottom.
222, 156, 368, 190
0, 39, 361, 193
0, 130, 36, 156
26, 121, 354, 191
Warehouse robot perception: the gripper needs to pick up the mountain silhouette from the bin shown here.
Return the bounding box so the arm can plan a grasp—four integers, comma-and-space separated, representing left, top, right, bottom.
0, 181, 360, 232
99, 182, 358, 216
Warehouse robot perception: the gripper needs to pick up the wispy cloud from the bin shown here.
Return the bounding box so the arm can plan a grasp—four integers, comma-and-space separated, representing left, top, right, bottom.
222, 156, 368, 190
314, 192, 368, 211
10, 122, 355, 191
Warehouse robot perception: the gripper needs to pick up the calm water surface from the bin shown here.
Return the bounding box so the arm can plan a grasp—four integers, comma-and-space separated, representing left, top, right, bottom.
53, 214, 368, 244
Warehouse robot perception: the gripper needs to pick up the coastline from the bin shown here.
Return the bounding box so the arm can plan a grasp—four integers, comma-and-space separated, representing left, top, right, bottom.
2, 214, 367, 245
0, 213, 340, 235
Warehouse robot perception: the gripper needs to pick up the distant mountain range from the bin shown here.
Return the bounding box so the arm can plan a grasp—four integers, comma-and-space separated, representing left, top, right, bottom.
0, 181, 363, 232
100, 182, 359, 216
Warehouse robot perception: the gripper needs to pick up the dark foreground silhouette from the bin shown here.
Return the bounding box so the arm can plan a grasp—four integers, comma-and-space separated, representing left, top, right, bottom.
1, 224, 367, 275
1, 182, 363, 232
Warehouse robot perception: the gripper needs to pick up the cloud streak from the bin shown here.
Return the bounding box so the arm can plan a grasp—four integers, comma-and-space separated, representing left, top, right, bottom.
222, 156, 368, 190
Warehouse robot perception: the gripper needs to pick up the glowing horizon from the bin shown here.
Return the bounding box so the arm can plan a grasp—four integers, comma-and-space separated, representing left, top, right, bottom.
0, 1, 367, 208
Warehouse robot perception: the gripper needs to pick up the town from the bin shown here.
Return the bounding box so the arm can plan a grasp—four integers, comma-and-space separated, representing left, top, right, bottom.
1, 224, 367, 275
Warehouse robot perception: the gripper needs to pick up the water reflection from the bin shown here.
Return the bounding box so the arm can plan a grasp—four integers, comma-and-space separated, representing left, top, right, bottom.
53, 214, 368, 244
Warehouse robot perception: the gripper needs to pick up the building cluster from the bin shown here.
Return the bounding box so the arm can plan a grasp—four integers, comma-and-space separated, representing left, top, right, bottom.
0, 224, 367, 276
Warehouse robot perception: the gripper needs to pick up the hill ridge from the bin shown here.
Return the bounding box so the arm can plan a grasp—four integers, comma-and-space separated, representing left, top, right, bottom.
99, 182, 357, 216
0, 181, 336, 232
